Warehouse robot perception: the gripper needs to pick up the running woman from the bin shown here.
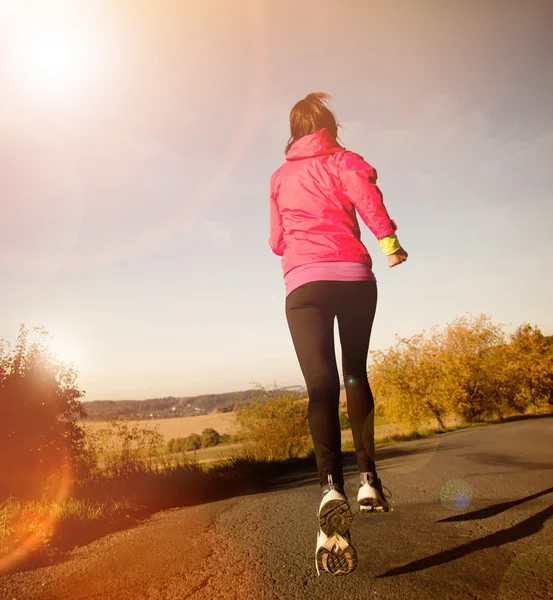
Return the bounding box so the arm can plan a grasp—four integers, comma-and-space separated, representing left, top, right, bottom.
268, 93, 408, 576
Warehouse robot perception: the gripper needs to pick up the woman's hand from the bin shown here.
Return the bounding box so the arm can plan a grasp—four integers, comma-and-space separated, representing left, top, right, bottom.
387, 247, 408, 268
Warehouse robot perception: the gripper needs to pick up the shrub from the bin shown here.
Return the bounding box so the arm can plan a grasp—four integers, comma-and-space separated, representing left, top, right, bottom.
0, 325, 88, 498
236, 393, 310, 461
183, 433, 201, 451
85, 420, 164, 478
201, 428, 220, 448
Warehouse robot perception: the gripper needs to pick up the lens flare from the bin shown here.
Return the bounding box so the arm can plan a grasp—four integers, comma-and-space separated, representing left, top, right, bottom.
0, 449, 74, 575
440, 479, 472, 511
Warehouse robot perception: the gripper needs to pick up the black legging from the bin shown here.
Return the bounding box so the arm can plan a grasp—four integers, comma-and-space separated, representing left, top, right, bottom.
285, 280, 378, 487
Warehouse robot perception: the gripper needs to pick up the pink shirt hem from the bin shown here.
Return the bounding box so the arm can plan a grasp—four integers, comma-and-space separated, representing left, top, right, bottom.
285, 261, 376, 297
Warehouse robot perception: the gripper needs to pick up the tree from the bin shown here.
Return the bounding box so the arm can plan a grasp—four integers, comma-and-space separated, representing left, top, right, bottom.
477, 342, 523, 418
438, 314, 506, 421
508, 324, 553, 410
367, 314, 537, 427
201, 428, 220, 448
369, 330, 449, 430
370, 314, 553, 428
0, 325, 87, 498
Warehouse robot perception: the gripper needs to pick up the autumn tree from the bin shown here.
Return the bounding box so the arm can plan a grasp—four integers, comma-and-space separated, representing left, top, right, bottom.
507, 324, 553, 410
436, 314, 506, 421
369, 314, 552, 428
476, 341, 522, 418
369, 331, 449, 430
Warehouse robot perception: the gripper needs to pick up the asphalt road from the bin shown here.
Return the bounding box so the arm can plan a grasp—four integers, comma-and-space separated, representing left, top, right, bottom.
2, 416, 553, 600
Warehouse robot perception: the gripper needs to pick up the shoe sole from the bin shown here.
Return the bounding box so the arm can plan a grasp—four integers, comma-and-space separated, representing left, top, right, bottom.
358, 484, 391, 513
316, 533, 357, 576
319, 498, 353, 536
359, 500, 389, 513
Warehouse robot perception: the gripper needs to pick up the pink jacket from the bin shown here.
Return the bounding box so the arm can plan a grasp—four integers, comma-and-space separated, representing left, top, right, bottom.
269, 129, 397, 276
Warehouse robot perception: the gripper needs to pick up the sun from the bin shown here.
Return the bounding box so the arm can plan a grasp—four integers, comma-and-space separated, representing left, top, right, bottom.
0, 0, 15, 15
20, 29, 93, 96
5, 8, 111, 103
48, 335, 81, 368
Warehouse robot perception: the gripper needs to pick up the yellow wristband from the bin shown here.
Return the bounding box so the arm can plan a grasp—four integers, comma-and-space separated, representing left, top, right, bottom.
378, 234, 401, 256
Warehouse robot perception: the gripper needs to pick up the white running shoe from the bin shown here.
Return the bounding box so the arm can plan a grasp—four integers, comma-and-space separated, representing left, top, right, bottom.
357, 472, 391, 513
315, 528, 358, 576
318, 475, 353, 536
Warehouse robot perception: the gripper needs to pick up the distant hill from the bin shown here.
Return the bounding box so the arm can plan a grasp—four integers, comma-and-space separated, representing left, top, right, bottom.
82, 386, 308, 421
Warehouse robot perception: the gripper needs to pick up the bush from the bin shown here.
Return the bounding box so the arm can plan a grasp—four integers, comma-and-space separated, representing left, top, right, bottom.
201, 428, 220, 448
174, 438, 186, 453
183, 433, 201, 451
167, 434, 211, 453
0, 325, 88, 498
236, 393, 310, 461
85, 420, 163, 478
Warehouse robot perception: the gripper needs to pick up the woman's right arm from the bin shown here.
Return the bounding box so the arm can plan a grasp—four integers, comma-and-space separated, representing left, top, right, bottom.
338, 152, 407, 267
268, 174, 286, 256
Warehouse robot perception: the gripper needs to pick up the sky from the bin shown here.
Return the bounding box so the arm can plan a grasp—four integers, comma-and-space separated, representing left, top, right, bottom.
1, 0, 552, 401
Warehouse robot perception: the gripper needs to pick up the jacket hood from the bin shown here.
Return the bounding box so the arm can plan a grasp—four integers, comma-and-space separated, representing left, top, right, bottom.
286, 128, 342, 161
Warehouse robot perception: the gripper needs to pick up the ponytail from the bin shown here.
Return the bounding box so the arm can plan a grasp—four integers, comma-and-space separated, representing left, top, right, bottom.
285, 92, 340, 154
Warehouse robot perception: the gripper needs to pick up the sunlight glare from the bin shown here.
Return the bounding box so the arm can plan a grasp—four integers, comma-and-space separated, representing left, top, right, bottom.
7, 15, 111, 103
0, 0, 16, 17
49, 334, 81, 368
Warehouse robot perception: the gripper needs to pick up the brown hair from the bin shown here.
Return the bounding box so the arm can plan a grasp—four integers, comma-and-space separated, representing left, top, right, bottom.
285, 92, 340, 154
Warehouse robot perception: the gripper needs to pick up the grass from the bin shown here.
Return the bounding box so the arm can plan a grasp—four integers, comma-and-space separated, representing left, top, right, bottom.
0, 451, 321, 573
0, 496, 134, 568
94, 441, 241, 467
374, 416, 390, 427
173, 442, 243, 464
